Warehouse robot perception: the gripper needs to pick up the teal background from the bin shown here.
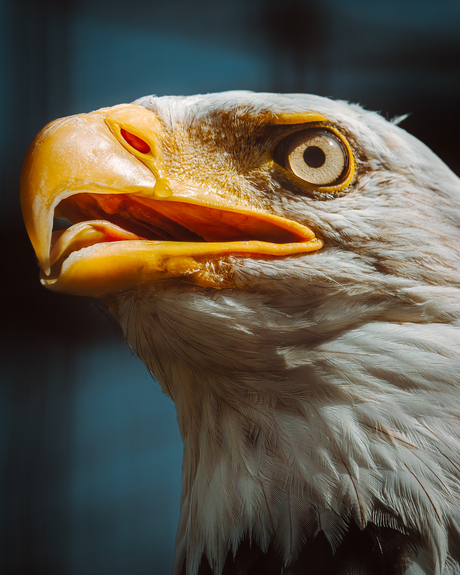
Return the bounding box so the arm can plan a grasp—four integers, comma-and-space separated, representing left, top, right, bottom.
1, 0, 459, 573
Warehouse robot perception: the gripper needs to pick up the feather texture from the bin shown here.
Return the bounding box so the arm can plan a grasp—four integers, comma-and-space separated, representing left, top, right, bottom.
96, 92, 460, 574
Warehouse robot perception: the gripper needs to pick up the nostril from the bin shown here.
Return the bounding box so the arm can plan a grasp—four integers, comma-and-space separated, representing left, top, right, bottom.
120, 129, 150, 154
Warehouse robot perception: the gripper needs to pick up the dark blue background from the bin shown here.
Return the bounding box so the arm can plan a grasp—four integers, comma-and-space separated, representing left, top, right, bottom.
1, 0, 460, 573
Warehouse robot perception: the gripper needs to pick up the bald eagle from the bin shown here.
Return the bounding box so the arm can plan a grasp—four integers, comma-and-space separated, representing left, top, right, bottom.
21, 92, 460, 575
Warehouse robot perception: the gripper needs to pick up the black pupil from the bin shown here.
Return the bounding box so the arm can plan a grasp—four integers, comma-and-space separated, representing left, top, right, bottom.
303, 146, 326, 168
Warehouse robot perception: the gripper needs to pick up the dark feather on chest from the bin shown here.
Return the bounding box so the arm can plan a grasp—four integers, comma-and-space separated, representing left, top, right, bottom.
184, 523, 419, 575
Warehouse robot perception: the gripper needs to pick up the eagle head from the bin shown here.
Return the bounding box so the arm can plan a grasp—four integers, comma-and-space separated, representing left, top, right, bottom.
21, 92, 460, 575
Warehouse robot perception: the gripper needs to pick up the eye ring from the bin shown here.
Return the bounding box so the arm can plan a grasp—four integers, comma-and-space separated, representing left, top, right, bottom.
283, 128, 350, 187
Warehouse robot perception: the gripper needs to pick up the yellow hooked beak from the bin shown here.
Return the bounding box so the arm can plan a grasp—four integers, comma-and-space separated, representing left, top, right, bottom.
20, 103, 324, 297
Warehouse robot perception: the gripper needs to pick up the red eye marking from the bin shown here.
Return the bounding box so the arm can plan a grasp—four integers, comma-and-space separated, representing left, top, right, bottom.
120, 129, 150, 153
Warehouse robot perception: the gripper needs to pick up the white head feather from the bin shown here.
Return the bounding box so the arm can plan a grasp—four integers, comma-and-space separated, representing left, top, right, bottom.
102, 92, 460, 575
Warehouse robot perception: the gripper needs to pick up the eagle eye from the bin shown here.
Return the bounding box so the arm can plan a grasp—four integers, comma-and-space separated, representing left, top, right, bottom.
283, 128, 349, 186
120, 128, 150, 154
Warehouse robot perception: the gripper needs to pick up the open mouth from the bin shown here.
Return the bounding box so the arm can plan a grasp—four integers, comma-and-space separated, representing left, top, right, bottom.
20, 103, 324, 297
48, 192, 323, 277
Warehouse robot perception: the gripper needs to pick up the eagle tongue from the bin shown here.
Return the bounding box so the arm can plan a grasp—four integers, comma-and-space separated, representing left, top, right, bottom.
49, 220, 143, 267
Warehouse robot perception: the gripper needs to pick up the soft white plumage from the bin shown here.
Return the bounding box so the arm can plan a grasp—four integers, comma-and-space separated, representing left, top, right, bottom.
22, 91, 460, 574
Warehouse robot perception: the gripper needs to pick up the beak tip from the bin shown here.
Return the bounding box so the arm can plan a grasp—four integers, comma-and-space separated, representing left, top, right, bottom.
40, 257, 51, 277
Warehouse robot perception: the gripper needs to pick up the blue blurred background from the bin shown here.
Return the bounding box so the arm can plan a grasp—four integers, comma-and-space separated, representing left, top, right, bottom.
1, 0, 460, 573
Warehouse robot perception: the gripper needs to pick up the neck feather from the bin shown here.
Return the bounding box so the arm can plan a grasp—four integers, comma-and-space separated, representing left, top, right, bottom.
107, 283, 460, 575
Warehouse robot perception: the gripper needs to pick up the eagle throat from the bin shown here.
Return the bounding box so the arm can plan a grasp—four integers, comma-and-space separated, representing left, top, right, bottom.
105, 266, 460, 575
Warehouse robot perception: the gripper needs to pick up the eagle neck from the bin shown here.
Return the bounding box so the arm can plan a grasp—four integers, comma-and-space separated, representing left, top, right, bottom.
107, 286, 460, 575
